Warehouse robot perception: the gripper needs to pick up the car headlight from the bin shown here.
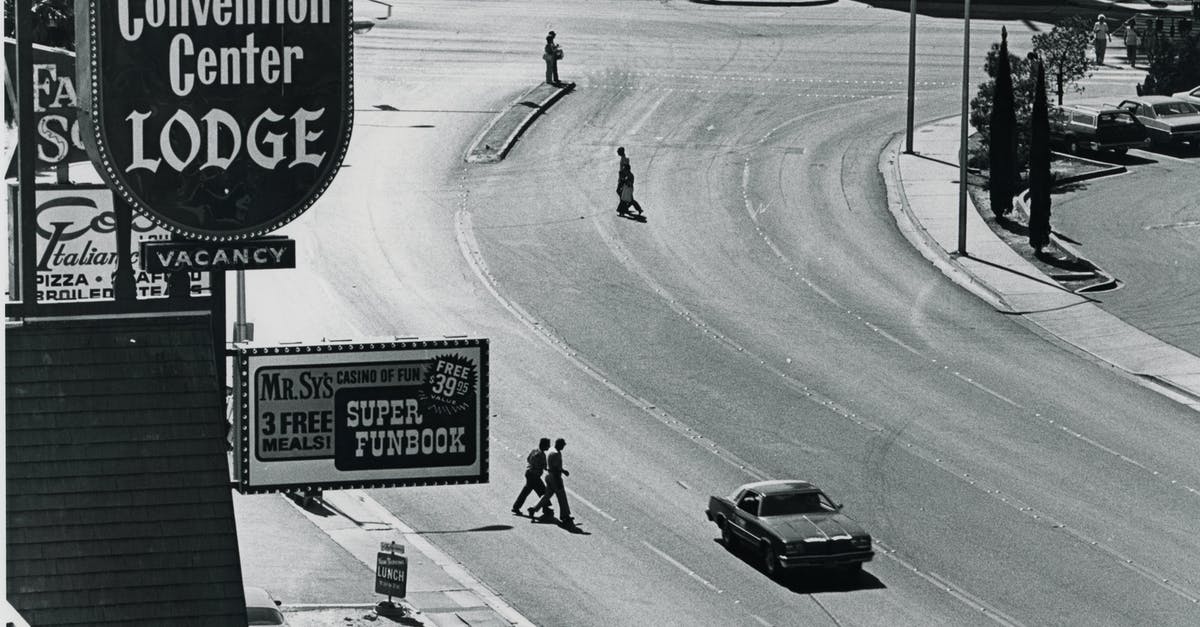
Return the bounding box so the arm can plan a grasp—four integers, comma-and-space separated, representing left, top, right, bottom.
852, 536, 872, 548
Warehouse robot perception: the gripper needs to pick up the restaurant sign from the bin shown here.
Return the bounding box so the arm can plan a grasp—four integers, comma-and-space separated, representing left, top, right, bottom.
74, 0, 354, 240
233, 338, 489, 493
6, 184, 209, 302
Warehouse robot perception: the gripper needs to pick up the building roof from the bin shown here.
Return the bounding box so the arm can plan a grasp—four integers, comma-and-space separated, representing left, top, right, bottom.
6, 313, 244, 626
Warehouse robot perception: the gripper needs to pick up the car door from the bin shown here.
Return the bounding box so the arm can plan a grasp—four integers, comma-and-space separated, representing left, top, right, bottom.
730, 491, 763, 544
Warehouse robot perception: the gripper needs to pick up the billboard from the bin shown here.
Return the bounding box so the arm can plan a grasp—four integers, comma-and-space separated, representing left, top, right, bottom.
6, 184, 209, 302
233, 338, 489, 493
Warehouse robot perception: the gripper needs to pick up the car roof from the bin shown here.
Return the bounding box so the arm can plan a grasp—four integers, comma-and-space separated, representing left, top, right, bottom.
1131, 95, 1180, 104
1055, 104, 1125, 114
741, 480, 817, 495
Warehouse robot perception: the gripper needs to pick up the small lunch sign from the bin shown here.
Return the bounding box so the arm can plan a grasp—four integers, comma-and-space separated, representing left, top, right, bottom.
74, 0, 354, 240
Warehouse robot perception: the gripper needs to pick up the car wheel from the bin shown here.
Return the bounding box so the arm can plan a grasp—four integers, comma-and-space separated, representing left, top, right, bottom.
720, 521, 735, 548
1067, 139, 1081, 154
762, 544, 780, 578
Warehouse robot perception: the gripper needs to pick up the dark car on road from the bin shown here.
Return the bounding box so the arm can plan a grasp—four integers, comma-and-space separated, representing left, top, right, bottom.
706, 480, 873, 579
1117, 96, 1200, 149
1048, 104, 1149, 155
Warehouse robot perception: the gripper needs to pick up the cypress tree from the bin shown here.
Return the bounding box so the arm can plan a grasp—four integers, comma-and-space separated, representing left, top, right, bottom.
1028, 60, 1052, 252
989, 27, 1017, 217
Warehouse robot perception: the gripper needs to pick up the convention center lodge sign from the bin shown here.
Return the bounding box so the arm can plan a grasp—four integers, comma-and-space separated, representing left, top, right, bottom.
76, 0, 353, 240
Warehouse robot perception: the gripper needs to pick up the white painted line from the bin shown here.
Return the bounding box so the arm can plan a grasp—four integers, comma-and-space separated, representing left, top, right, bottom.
952, 372, 1023, 408
627, 91, 671, 136
641, 541, 721, 592
566, 487, 618, 522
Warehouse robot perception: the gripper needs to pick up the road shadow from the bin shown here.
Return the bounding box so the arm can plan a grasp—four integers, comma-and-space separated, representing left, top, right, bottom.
1143, 144, 1200, 160
711, 539, 885, 593
414, 524, 514, 534
530, 513, 591, 535
618, 211, 648, 223
286, 491, 338, 517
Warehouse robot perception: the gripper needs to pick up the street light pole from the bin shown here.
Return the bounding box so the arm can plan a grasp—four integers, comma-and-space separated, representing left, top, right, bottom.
905, 0, 918, 154
957, 0, 972, 255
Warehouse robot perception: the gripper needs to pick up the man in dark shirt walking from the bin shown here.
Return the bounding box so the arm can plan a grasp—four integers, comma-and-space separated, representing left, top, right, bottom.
512, 438, 550, 515
529, 438, 571, 523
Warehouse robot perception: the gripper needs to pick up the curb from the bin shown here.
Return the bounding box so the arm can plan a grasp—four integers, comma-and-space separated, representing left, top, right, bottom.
879, 132, 1015, 314
1050, 150, 1128, 186
1011, 191, 1120, 294
465, 82, 576, 164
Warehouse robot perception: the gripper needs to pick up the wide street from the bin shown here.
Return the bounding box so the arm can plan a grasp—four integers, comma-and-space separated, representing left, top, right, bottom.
234, 1, 1200, 625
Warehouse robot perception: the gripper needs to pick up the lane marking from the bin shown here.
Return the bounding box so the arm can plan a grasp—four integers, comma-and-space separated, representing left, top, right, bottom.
627, 91, 671, 136
641, 541, 722, 593
566, 487, 618, 522
951, 372, 1023, 409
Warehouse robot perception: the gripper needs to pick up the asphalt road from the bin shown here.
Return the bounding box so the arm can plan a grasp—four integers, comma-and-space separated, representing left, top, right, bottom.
237, 1, 1200, 625
1050, 146, 1200, 356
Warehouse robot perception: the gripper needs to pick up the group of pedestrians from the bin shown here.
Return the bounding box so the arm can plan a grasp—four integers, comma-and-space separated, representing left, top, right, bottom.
511, 437, 573, 525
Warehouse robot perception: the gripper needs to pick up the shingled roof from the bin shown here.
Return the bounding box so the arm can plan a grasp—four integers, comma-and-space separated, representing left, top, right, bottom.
6, 313, 244, 626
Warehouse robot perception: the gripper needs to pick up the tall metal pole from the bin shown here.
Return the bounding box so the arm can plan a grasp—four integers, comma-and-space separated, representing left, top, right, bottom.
16, 0, 38, 305
957, 0, 972, 255
905, 0, 918, 154
233, 270, 250, 342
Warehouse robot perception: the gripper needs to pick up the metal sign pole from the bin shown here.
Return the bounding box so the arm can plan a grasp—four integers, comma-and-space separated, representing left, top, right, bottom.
16, 0, 38, 306
957, 0, 972, 256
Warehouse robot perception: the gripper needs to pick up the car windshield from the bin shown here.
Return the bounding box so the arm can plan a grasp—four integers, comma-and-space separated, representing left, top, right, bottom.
1098, 112, 1137, 126
1152, 102, 1199, 116
247, 607, 286, 625
760, 491, 825, 516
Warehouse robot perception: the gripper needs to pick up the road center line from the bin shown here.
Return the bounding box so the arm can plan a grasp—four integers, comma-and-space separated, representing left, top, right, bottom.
641, 541, 721, 593
565, 487, 618, 522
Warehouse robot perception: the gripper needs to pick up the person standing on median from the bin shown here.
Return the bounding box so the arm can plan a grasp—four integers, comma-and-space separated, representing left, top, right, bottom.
1093, 14, 1111, 65
529, 438, 572, 523
543, 31, 563, 86
512, 438, 550, 515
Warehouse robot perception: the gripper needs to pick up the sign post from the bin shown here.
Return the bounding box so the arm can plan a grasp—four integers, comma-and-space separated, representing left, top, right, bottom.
375, 542, 408, 618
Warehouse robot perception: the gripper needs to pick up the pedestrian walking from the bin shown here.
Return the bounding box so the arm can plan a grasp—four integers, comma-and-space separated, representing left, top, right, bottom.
1093, 14, 1111, 65
529, 438, 571, 523
511, 438, 550, 515
617, 146, 630, 172
1123, 20, 1140, 67
615, 157, 643, 217
543, 31, 562, 86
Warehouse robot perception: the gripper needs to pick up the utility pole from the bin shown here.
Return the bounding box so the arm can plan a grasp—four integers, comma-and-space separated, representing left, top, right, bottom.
905, 0, 918, 154
958, 0, 972, 255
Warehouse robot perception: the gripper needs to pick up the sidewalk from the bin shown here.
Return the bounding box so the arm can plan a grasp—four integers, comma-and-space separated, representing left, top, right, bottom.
881, 116, 1200, 411
236, 490, 533, 627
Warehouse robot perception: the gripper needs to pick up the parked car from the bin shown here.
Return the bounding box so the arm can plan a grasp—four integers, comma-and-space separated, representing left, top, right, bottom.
245, 586, 288, 626
1172, 85, 1200, 107
1048, 104, 1149, 155
1116, 96, 1200, 148
705, 480, 873, 578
